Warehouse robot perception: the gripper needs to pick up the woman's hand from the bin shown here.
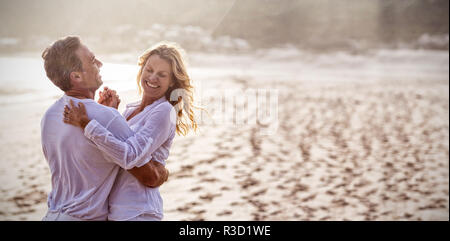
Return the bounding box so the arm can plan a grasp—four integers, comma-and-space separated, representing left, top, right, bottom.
63, 99, 90, 130
98, 86, 121, 109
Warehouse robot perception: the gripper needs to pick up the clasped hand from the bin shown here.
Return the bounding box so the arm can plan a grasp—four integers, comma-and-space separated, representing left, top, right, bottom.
98, 86, 121, 109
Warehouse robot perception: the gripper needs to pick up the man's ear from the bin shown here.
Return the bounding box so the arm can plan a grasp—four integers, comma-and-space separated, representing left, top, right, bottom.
69, 71, 82, 85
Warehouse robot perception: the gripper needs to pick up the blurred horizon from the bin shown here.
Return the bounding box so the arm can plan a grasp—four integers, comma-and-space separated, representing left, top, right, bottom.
0, 0, 448, 56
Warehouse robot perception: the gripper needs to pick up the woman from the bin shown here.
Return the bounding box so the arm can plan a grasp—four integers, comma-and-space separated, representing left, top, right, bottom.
63, 42, 197, 221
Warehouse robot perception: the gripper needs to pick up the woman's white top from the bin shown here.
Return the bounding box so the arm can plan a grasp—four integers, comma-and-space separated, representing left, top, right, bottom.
84, 96, 176, 220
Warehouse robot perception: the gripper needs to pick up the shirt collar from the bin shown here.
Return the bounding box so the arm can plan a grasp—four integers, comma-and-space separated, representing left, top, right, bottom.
62, 94, 96, 103
126, 95, 167, 109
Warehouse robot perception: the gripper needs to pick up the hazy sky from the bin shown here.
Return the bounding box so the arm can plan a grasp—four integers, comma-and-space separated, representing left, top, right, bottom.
0, 0, 448, 51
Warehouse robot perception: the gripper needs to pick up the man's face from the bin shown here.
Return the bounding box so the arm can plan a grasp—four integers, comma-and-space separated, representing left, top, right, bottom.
75, 44, 103, 90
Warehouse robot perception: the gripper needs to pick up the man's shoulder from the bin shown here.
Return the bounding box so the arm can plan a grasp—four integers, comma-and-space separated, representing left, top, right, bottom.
42, 97, 64, 120
59, 96, 121, 126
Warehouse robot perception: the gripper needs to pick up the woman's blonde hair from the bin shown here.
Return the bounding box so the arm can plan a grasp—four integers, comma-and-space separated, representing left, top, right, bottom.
136, 42, 198, 136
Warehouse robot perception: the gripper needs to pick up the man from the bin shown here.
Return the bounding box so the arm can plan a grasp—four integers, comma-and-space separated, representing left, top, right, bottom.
40, 36, 168, 221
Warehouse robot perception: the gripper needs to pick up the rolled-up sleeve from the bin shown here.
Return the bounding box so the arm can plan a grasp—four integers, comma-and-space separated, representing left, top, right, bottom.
84, 105, 173, 170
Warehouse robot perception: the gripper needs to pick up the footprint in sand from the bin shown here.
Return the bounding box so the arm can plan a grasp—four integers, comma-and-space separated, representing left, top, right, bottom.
199, 193, 221, 202
217, 210, 233, 216
251, 188, 267, 196
301, 194, 317, 202
177, 206, 191, 212
200, 177, 219, 183
239, 177, 260, 189
197, 171, 208, 176
269, 210, 282, 216
190, 186, 202, 192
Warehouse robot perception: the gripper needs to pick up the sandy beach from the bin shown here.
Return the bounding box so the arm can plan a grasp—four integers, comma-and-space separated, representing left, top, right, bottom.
0, 48, 448, 220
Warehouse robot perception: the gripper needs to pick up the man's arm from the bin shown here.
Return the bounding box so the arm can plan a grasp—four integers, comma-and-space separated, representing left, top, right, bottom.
128, 160, 169, 188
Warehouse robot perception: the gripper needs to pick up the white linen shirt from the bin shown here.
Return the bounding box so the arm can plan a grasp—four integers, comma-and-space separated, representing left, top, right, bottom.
40, 94, 149, 220
84, 96, 176, 220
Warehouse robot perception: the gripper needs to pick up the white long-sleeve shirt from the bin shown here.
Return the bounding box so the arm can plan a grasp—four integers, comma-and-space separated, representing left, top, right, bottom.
84, 96, 176, 220
40, 94, 149, 220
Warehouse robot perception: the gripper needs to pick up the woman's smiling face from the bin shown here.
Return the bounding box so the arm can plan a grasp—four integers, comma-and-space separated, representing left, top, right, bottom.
140, 54, 173, 100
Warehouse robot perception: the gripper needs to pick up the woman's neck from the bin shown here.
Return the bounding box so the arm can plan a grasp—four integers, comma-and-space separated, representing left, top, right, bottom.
127, 95, 161, 121
138, 95, 161, 111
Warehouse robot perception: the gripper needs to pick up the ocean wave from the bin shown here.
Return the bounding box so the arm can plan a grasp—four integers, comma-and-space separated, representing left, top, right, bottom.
0, 88, 36, 96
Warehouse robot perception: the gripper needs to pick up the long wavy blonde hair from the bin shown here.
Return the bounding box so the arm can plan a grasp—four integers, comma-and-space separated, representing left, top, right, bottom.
136, 42, 197, 136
